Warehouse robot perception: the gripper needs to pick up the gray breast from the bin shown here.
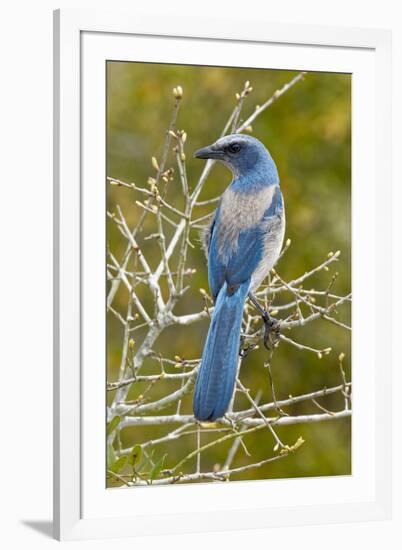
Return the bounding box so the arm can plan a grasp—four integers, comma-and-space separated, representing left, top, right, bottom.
250, 208, 285, 291
216, 185, 278, 258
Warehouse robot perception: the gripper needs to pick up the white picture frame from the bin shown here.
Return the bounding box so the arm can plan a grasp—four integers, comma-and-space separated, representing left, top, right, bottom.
53, 8, 392, 541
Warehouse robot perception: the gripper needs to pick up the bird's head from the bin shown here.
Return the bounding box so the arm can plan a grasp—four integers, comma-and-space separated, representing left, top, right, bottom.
194, 134, 278, 183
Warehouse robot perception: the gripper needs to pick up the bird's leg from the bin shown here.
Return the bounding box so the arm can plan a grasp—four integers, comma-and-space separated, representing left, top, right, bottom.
239, 338, 257, 358
248, 293, 281, 350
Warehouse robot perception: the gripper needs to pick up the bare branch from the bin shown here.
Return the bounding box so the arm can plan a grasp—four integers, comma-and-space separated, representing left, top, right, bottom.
106, 74, 351, 487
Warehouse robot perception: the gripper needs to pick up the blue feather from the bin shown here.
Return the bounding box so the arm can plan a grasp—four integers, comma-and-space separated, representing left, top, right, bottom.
225, 226, 264, 284
264, 185, 283, 217
193, 279, 250, 421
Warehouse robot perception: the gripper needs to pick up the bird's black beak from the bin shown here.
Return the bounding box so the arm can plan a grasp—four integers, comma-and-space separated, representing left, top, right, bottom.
194, 145, 224, 160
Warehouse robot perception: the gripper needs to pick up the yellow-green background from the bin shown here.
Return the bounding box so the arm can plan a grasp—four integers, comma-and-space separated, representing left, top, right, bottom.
107, 62, 351, 484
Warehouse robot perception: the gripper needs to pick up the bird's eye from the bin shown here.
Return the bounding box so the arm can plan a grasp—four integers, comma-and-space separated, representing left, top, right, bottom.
227, 143, 241, 154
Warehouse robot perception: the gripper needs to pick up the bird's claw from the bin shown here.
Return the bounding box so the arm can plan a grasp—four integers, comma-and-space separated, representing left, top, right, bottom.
239, 345, 255, 358
239, 337, 257, 358
247, 293, 281, 351
262, 315, 281, 350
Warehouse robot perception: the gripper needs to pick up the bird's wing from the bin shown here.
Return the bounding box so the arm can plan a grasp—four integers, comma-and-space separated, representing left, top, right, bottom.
208, 186, 284, 299
200, 210, 217, 256
206, 204, 227, 300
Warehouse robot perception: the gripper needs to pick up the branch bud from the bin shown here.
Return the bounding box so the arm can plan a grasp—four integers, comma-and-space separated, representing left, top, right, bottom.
173, 85, 183, 99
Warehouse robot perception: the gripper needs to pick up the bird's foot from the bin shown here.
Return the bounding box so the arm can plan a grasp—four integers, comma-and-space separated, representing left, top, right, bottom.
239, 333, 259, 357
262, 314, 281, 351
248, 292, 281, 350
239, 341, 258, 358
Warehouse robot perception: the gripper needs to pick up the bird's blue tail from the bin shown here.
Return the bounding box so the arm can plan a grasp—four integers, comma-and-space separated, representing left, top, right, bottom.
193, 279, 250, 421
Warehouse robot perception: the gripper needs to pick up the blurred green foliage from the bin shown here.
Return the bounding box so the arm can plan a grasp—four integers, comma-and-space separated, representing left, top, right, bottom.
106, 62, 351, 485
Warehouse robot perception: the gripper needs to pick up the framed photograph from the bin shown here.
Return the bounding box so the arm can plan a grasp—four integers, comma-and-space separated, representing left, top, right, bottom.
53, 8, 392, 540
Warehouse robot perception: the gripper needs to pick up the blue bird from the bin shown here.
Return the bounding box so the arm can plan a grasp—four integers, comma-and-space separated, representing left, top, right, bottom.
193, 134, 285, 421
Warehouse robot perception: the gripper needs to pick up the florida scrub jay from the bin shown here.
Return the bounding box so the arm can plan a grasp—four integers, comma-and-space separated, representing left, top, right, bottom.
193, 134, 285, 421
